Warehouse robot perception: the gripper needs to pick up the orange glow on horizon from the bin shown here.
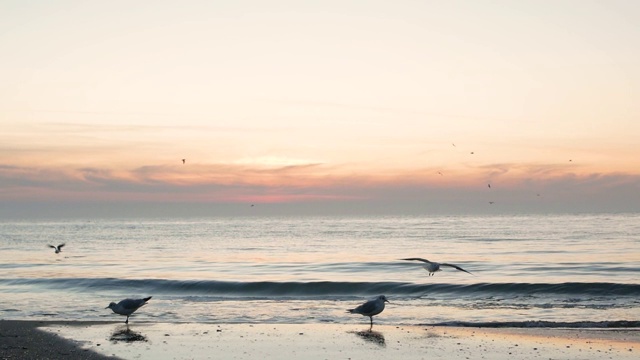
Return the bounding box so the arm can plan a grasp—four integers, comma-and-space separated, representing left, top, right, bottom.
1, 2, 639, 212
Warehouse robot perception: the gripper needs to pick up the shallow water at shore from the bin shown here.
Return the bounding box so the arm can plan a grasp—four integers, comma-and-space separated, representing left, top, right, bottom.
1, 214, 639, 326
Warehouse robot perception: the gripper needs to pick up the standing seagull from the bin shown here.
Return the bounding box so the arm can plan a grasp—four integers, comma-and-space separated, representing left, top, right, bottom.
106, 297, 152, 324
347, 295, 390, 331
401, 258, 472, 276
48, 243, 65, 254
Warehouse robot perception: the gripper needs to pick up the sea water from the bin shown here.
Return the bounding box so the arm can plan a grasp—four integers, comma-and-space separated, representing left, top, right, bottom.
1, 214, 638, 327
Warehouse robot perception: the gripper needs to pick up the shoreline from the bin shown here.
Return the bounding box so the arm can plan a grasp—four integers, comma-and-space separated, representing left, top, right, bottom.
0, 320, 117, 359
1, 320, 638, 360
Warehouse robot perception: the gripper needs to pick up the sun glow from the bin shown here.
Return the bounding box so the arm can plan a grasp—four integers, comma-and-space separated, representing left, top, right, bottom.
1, 1, 639, 214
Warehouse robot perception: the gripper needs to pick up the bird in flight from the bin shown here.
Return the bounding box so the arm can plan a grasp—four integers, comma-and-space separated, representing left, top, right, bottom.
182, 159, 186, 164
106, 297, 152, 324
347, 295, 390, 331
401, 258, 473, 276
48, 243, 65, 254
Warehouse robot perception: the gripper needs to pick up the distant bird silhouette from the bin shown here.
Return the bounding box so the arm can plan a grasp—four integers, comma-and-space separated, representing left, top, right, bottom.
48, 243, 65, 254
489, 201, 494, 205
438, 171, 443, 176
488, 184, 491, 188
401, 258, 473, 276
347, 295, 390, 331
106, 297, 152, 324
470, 152, 474, 154
182, 159, 186, 164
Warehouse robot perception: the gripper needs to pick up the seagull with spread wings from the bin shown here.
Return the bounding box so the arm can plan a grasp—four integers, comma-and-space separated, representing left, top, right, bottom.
401, 258, 473, 276
48, 243, 65, 254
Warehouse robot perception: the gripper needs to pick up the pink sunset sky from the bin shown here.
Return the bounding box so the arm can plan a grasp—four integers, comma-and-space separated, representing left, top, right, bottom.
1, 1, 639, 217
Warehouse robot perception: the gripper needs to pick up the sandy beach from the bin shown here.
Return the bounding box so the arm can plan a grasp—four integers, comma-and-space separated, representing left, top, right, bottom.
1, 320, 637, 360
0, 320, 114, 359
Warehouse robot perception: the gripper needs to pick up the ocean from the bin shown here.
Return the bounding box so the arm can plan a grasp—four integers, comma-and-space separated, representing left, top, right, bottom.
1, 214, 638, 328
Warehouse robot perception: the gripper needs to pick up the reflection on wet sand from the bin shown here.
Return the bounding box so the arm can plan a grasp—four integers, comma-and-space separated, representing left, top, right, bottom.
109, 325, 148, 343
349, 330, 386, 347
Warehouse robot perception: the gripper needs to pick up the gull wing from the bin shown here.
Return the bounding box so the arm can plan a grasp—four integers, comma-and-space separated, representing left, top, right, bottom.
441, 263, 473, 275
119, 298, 149, 310
355, 299, 377, 314
400, 258, 433, 264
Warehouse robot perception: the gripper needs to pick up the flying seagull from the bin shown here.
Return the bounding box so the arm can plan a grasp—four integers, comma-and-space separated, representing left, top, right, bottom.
347, 295, 390, 331
401, 258, 472, 276
182, 159, 186, 164
106, 297, 152, 324
48, 243, 65, 254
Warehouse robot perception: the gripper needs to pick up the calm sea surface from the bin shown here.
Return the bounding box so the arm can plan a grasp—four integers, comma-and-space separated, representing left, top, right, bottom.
1, 214, 638, 327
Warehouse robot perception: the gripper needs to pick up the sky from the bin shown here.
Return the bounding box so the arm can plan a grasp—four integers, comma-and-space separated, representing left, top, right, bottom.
1, 0, 639, 218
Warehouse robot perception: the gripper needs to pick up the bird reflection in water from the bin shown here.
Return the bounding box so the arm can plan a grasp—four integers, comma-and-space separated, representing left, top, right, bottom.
349, 330, 386, 347
110, 325, 148, 343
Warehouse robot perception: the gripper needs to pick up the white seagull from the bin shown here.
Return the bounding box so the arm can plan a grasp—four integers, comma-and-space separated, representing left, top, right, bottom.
48, 243, 65, 254
106, 297, 152, 324
347, 295, 390, 330
401, 258, 473, 276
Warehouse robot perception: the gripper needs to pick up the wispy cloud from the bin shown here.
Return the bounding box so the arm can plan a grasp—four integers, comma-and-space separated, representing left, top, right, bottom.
1, 161, 639, 213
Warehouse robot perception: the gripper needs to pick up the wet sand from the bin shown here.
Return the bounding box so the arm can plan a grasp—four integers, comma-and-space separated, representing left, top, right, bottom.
0, 320, 116, 359
1, 320, 638, 360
